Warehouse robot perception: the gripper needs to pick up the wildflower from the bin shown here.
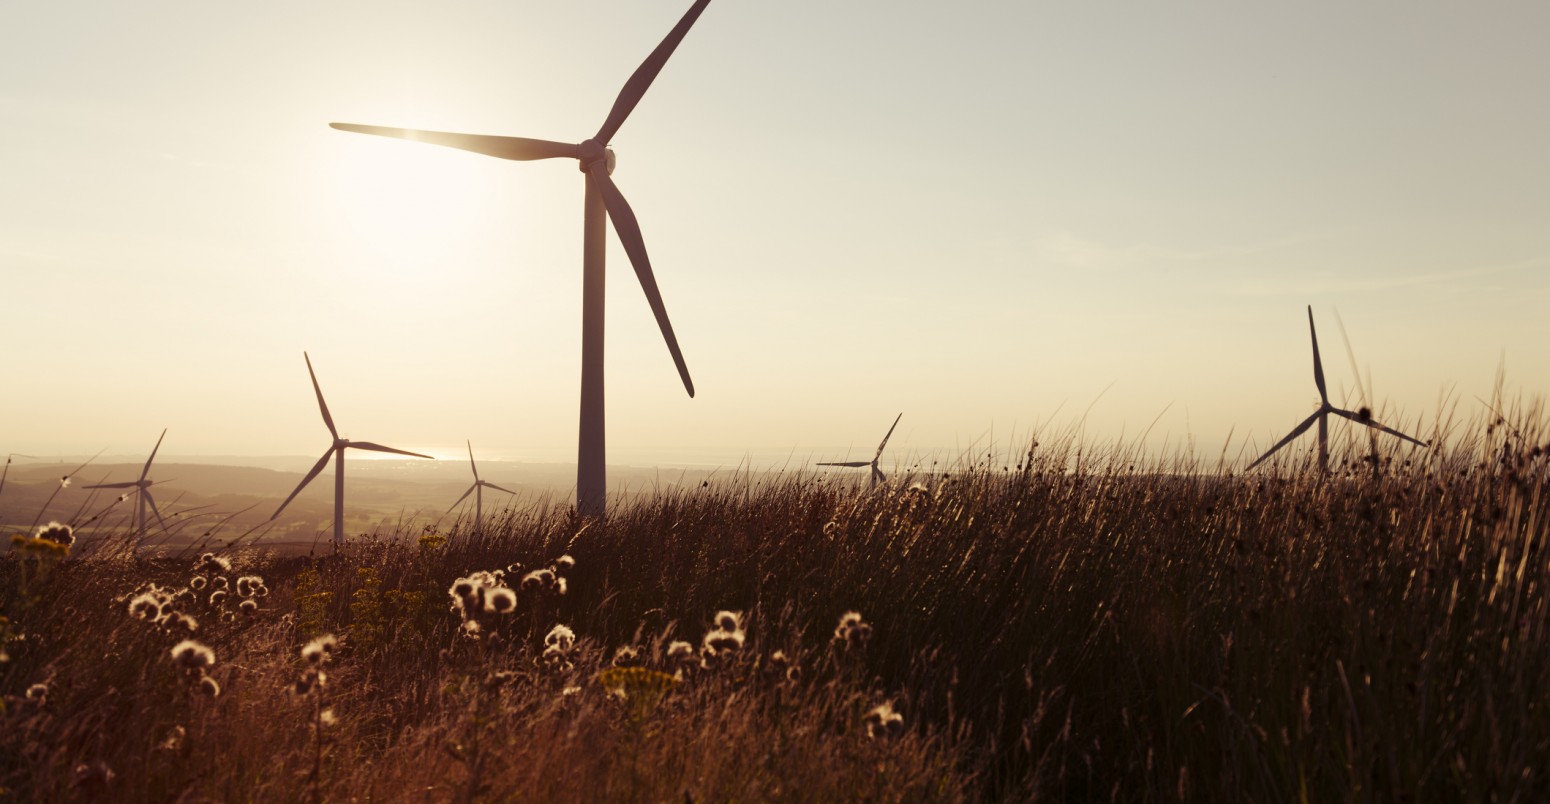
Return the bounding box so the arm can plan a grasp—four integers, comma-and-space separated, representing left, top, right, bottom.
190, 576, 207, 591
195, 552, 232, 575
26, 682, 47, 701
128, 593, 161, 621
197, 674, 221, 697
703, 628, 745, 656
540, 644, 573, 673
35, 521, 74, 547
520, 568, 556, 592
484, 587, 517, 614
663, 638, 694, 669
544, 624, 576, 651
612, 645, 642, 667
170, 640, 216, 671
832, 611, 873, 649
302, 634, 337, 665
239, 599, 258, 616
864, 702, 905, 740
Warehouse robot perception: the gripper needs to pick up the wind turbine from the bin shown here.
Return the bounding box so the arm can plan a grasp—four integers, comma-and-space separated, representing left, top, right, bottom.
817, 413, 903, 489
271, 353, 433, 544
82, 430, 170, 541
448, 441, 518, 530
1246, 306, 1428, 473
330, 0, 717, 517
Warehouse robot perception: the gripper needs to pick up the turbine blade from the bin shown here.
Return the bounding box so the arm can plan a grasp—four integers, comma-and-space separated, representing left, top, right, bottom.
467, 440, 479, 482
304, 352, 339, 439
873, 466, 886, 485
483, 482, 519, 496
594, 0, 713, 144
329, 124, 578, 161
591, 163, 694, 397
1246, 411, 1322, 471
817, 461, 870, 468
875, 412, 903, 460
141, 428, 167, 482
447, 484, 476, 515
1307, 306, 1328, 405
1331, 408, 1430, 448
348, 442, 435, 460
143, 490, 171, 533
272, 448, 334, 520
83, 481, 139, 489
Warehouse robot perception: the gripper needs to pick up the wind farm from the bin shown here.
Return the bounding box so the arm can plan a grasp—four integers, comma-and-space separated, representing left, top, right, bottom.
5, 1, 1550, 800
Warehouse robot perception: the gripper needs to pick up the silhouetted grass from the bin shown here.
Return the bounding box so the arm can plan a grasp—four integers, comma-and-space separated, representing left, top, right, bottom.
2, 398, 1547, 801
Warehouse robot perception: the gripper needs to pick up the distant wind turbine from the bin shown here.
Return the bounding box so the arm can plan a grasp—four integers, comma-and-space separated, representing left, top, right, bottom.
448, 441, 517, 530
83, 430, 170, 540
330, 0, 718, 517
0, 453, 39, 499
1247, 307, 1427, 473
271, 353, 433, 544
818, 413, 903, 489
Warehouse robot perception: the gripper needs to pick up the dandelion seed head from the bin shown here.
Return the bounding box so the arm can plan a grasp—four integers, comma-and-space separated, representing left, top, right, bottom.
128, 593, 161, 621
612, 645, 642, 667
35, 521, 74, 546
544, 624, 576, 651
666, 640, 695, 663
301, 634, 337, 665
484, 587, 517, 614
170, 639, 215, 670
714, 610, 742, 632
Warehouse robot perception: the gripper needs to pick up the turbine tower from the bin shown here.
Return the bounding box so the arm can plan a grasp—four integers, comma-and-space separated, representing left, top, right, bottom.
271, 353, 433, 543
330, 0, 717, 516
817, 413, 903, 489
448, 440, 517, 530
83, 430, 169, 542
1247, 306, 1428, 473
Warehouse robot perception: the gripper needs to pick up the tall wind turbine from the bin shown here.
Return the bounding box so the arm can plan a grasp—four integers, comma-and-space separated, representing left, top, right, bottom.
448, 441, 517, 530
271, 353, 433, 544
1247, 307, 1428, 473
818, 413, 903, 489
83, 430, 169, 540
330, 0, 717, 516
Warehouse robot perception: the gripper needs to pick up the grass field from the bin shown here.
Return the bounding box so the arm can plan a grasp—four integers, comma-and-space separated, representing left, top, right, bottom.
2, 399, 1547, 802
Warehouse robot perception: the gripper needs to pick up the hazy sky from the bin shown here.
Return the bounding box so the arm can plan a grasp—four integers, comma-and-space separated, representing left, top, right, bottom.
4, 1, 1547, 468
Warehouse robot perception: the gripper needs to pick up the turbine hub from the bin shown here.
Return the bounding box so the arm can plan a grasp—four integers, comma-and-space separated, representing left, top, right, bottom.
577, 139, 616, 175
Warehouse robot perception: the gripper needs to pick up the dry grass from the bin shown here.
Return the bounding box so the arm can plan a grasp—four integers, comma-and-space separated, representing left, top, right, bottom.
2, 398, 1548, 802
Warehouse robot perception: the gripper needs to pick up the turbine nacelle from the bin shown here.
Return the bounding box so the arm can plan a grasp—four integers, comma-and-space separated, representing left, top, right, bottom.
576, 140, 616, 175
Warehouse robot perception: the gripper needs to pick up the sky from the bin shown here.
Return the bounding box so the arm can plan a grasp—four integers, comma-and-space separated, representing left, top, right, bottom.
4, 1, 1548, 471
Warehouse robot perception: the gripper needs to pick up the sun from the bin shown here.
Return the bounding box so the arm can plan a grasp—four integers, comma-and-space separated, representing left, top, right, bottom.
322, 136, 500, 266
